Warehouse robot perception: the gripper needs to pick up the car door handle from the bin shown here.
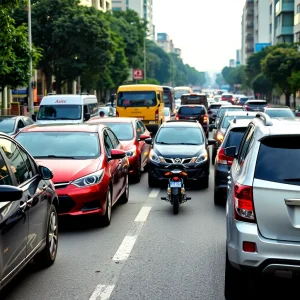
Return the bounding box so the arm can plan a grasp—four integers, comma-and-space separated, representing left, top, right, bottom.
284, 198, 300, 206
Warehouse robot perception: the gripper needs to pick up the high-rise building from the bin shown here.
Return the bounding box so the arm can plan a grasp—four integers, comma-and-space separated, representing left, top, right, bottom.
254, 0, 269, 48
229, 59, 236, 68
269, 0, 294, 45
80, 0, 112, 11
236, 49, 241, 66
156, 33, 174, 53
294, 0, 300, 42
112, 0, 154, 39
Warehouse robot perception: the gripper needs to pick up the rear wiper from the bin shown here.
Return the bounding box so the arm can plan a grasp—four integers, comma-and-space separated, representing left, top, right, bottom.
35, 155, 77, 159
284, 178, 300, 182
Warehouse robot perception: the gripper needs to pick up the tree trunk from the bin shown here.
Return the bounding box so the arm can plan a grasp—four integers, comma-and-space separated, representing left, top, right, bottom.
45, 73, 52, 94
55, 75, 62, 94
285, 93, 291, 107
293, 92, 297, 109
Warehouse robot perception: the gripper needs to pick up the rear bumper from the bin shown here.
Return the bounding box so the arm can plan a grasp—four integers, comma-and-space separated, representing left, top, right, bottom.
227, 220, 300, 273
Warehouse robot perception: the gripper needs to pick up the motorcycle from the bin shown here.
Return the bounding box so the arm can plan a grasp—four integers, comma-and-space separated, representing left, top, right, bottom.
161, 164, 191, 214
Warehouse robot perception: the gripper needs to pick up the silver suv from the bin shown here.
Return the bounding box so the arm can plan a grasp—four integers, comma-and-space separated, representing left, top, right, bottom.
224, 113, 300, 298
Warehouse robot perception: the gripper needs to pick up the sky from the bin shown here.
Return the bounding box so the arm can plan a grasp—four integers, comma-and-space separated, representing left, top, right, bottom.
153, 0, 245, 73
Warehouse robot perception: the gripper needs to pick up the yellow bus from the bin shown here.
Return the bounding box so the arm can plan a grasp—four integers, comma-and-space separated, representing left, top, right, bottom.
116, 84, 164, 132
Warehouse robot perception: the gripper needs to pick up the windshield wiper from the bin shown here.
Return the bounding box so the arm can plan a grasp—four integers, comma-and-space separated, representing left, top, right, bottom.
35, 155, 78, 159
156, 142, 170, 145
284, 178, 300, 182
56, 117, 78, 120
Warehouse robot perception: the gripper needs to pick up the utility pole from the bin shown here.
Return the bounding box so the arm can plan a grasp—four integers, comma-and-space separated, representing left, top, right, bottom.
28, 0, 34, 115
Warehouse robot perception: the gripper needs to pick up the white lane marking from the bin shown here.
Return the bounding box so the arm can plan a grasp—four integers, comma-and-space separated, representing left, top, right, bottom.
89, 285, 115, 300
134, 206, 151, 222
112, 236, 138, 261
148, 188, 160, 198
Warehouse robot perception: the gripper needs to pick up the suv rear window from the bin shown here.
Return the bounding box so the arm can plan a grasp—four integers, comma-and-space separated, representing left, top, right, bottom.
247, 101, 267, 106
255, 136, 300, 186
210, 104, 222, 109
224, 128, 247, 150
178, 106, 205, 115
222, 95, 232, 99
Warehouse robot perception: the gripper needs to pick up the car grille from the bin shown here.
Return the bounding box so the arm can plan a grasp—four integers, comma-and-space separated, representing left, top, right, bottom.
163, 157, 193, 164
58, 195, 76, 213
54, 182, 70, 189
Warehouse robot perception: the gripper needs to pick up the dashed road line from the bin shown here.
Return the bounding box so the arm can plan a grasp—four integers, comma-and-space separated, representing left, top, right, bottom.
148, 188, 160, 198
89, 285, 115, 300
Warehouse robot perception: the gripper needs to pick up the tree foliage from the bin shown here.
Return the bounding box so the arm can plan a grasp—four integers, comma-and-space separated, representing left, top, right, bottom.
288, 71, 300, 108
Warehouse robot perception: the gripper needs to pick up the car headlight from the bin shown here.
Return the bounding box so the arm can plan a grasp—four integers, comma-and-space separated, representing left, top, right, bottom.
126, 146, 137, 157
71, 170, 104, 188
216, 131, 224, 141
149, 149, 165, 163
191, 151, 208, 164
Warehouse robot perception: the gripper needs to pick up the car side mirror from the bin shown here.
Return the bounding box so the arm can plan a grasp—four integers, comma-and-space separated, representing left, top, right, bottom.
140, 133, 150, 140
224, 146, 237, 158
39, 165, 54, 180
85, 113, 91, 121
32, 114, 36, 122
207, 139, 216, 146
110, 149, 126, 160
0, 185, 23, 202
145, 138, 152, 145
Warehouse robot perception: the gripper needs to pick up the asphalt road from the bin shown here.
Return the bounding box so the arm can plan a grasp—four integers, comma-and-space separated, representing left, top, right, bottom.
2, 156, 300, 299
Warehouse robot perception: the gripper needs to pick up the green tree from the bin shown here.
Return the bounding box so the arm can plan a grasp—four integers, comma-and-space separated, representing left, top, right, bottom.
222, 66, 247, 90
288, 71, 300, 109
262, 47, 300, 106
0, 0, 40, 94
252, 73, 272, 100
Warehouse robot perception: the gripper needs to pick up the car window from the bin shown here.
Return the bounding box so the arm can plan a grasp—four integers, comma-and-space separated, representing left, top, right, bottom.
0, 138, 32, 185
136, 121, 145, 139
23, 117, 34, 126
88, 103, 98, 117
103, 130, 114, 155
237, 126, 254, 166
247, 101, 267, 106
265, 109, 294, 118
107, 129, 120, 149
210, 104, 222, 110
178, 106, 205, 115
138, 121, 146, 134
255, 136, 300, 186
17, 119, 25, 129
224, 128, 247, 151
0, 152, 12, 185
18, 146, 35, 179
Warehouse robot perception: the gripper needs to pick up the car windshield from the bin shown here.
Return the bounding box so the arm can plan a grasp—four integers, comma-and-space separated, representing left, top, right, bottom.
224, 128, 247, 150
0, 119, 15, 133
265, 110, 295, 118
164, 108, 170, 116
117, 91, 157, 107
16, 132, 100, 159
239, 98, 249, 103
156, 127, 204, 145
210, 104, 222, 110
247, 101, 267, 106
99, 123, 134, 141
37, 105, 82, 120
178, 107, 204, 115
222, 116, 254, 129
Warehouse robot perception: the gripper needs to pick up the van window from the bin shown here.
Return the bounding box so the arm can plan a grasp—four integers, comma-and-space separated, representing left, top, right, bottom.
118, 91, 157, 107
88, 103, 98, 117
38, 105, 82, 120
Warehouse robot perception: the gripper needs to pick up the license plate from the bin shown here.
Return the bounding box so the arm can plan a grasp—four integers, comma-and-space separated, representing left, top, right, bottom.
170, 181, 182, 188
149, 121, 156, 124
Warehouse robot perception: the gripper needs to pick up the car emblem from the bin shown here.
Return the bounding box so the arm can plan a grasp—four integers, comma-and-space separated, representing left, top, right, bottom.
174, 158, 181, 163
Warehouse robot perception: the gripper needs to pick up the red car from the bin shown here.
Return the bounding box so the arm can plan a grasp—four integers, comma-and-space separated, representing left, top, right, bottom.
87, 117, 151, 183
221, 94, 234, 104
15, 124, 129, 226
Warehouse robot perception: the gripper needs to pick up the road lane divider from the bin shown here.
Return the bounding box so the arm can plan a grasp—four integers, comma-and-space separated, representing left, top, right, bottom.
89, 285, 115, 300
148, 188, 160, 198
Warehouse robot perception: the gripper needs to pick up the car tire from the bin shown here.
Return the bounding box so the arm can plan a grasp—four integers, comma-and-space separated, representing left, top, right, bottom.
101, 187, 112, 227
214, 188, 223, 205
33, 204, 58, 268
119, 174, 129, 204
131, 158, 141, 183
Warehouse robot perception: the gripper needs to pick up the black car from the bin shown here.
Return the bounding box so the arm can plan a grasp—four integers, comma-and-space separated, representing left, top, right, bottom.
0, 133, 58, 291
176, 105, 209, 137
214, 119, 252, 205
146, 120, 215, 188
0, 116, 35, 136
244, 100, 268, 112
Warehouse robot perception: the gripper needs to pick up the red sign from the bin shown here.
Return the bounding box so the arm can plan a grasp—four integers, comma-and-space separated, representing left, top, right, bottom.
133, 69, 143, 80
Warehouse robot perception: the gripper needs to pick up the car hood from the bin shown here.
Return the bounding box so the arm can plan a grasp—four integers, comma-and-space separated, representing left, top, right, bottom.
35, 158, 101, 183
153, 144, 205, 158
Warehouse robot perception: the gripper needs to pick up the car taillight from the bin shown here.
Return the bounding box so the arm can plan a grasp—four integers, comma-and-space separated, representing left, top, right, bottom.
203, 114, 208, 123
116, 111, 119, 117
175, 113, 179, 120
233, 183, 256, 223
244, 105, 248, 110
155, 109, 158, 121
217, 148, 233, 165
216, 131, 224, 141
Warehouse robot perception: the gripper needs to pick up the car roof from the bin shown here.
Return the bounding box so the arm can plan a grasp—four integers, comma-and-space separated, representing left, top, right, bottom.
246, 99, 267, 102
224, 111, 257, 117
219, 105, 243, 109
19, 123, 105, 133
88, 117, 136, 123
264, 107, 291, 110
228, 119, 253, 129
163, 121, 200, 128
261, 117, 300, 135
0, 115, 20, 119
179, 104, 205, 107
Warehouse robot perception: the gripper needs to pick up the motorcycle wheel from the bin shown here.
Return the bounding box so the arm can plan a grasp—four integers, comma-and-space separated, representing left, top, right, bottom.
172, 194, 179, 215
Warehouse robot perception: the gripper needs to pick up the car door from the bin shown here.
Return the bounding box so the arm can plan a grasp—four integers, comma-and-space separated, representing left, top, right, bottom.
17, 145, 49, 255
103, 130, 120, 203
0, 141, 28, 282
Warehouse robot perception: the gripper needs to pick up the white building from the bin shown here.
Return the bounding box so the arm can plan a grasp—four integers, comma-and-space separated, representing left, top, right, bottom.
294, 0, 300, 42
229, 59, 236, 68
80, 0, 111, 11
236, 49, 241, 66
254, 0, 269, 47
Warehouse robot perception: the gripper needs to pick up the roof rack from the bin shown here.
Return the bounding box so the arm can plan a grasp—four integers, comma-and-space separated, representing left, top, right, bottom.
255, 112, 273, 126
166, 120, 199, 123
232, 116, 237, 123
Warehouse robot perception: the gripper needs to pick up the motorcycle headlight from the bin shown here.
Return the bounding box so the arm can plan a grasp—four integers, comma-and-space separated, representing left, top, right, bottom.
149, 149, 165, 163
71, 170, 104, 188
191, 151, 208, 164
126, 146, 137, 157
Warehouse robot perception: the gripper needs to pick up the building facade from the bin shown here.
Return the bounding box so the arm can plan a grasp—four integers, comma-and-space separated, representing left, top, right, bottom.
236, 49, 241, 66
229, 59, 236, 68
80, 0, 112, 11
156, 33, 174, 53
254, 0, 269, 47
112, 0, 154, 39
294, 0, 300, 42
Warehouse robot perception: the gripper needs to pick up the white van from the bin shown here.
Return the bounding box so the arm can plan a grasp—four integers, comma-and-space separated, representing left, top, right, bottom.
35, 94, 98, 124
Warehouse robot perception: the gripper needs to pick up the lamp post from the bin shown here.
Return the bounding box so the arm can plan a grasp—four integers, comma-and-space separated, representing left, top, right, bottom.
28, 0, 34, 115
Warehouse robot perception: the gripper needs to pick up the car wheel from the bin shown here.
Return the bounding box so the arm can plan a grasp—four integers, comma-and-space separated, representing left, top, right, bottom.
101, 187, 112, 227
33, 204, 58, 268
214, 188, 223, 205
119, 174, 129, 204
131, 158, 141, 183
148, 173, 157, 188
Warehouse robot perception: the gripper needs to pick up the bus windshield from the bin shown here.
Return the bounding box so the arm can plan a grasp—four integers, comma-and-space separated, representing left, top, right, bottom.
117, 91, 157, 107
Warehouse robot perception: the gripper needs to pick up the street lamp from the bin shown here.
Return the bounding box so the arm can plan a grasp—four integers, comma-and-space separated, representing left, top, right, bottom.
28, 0, 34, 115
144, 33, 153, 82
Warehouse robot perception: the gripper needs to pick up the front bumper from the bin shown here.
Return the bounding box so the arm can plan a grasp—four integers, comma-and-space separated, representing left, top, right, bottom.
56, 182, 108, 216
227, 220, 300, 273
